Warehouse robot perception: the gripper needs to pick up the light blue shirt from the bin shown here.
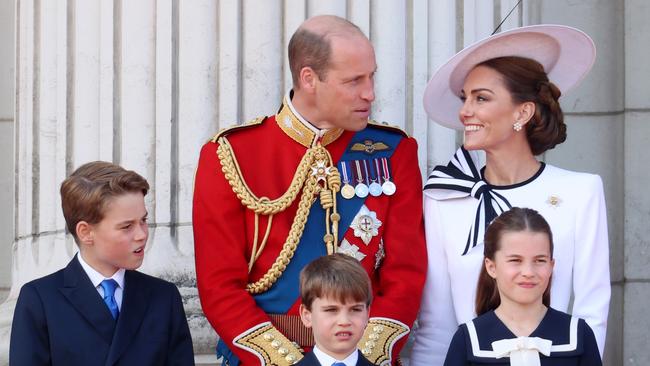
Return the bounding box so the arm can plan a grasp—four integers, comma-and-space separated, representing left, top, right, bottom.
77, 253, 125, 310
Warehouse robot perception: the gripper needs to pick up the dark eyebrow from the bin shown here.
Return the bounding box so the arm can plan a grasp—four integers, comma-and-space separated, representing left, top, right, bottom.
460, 88, 495, 96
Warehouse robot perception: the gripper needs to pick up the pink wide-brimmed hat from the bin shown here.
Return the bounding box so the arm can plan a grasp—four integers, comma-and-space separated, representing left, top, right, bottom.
423, 24, 596, 130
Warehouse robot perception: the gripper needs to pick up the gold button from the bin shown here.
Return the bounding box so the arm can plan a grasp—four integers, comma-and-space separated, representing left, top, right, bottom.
286, 354, 297, 363
362, 348, 371, 356
263, 333, 274, 341
278, 347, 289, 356
365, 340, 376, 349
369, 333, 380, 340
271, 340, 282, 349
373, 325, 384, 333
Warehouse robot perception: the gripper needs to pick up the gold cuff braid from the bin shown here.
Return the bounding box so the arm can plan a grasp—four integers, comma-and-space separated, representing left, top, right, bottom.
216, 136, 340, 294
234, 323, 304, 365
357, 318, 410, 366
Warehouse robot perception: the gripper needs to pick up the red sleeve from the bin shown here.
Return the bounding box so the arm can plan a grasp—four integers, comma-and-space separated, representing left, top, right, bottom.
369, 136, 427, 360
192, 141, 270, 365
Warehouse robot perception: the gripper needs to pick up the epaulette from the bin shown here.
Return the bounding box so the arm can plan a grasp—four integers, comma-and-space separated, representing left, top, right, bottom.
367, 120, 409, 137
209, 116, 266, 143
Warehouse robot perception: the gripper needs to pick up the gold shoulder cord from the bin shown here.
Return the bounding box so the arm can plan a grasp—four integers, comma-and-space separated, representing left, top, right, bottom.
216, 136, 341, 294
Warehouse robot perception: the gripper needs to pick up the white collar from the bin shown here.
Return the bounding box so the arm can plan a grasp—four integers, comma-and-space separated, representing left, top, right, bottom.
77, 253, 126, 289
285, 90, 330, 139
313, 345, 358, 366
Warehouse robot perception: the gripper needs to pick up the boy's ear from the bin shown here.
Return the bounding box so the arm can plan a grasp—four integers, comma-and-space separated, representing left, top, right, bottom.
299, 304, 312, 328
76, 221, 94, 246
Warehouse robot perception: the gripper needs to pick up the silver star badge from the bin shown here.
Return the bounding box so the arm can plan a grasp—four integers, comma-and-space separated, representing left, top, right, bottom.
311, 160, 332, 183
350, 205, 382, 245
338, 239, 366, 261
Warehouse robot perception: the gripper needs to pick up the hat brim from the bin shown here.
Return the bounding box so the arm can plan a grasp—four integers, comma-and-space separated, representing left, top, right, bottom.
423, 24, 596, 130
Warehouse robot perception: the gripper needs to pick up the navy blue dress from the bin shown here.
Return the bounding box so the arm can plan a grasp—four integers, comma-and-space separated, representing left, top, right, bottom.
443, 307, 601, 365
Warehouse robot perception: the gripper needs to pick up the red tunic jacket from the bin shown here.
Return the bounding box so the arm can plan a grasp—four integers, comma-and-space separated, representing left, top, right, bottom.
193, 100, 426, 366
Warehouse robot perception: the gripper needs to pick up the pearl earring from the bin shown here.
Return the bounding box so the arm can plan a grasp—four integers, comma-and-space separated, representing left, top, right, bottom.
513, 121, 523, 132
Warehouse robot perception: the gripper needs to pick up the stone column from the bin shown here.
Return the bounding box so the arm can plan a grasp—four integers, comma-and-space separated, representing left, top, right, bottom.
0, 0, 15, 305
624, 1, 650, 365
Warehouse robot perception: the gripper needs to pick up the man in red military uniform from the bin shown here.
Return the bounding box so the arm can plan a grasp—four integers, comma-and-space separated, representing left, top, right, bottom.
193, 15, 426, 366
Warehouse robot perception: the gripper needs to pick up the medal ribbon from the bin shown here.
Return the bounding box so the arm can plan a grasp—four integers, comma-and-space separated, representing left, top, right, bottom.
381, 158, 391, 182
374, 159, 382, 184
355, 160, 364, 184
362, 160, 370, 185
340, 161, 350, 184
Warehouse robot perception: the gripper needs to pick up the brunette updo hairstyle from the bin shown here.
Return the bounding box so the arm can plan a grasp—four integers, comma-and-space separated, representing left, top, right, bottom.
477, 56, 566, 155
475, 207, 554, 316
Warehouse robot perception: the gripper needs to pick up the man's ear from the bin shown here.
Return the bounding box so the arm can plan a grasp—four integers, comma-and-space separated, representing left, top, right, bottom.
76, 221, 94, 246
298, 67, 318, 93
299, 303, 312, 328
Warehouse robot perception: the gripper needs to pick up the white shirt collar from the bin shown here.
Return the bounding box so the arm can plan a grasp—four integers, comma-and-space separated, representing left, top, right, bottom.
77, 253, 126, 289
313, 345, 358, 366
285, 90, 330, 139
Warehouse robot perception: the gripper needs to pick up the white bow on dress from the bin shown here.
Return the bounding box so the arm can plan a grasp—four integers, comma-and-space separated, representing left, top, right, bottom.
491, 336, 552, 366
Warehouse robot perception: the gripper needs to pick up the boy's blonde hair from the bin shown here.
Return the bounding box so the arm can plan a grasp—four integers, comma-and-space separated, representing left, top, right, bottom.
300, 253, 372, 310
60, 161, 149, 244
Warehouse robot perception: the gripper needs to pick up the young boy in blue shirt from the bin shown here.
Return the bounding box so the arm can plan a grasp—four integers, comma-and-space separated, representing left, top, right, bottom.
10, 161, 194, 365
297, 254, 375, 366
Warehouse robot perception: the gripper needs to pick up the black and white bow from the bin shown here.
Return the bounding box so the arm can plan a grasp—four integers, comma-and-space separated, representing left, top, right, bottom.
423, 146, 512, 255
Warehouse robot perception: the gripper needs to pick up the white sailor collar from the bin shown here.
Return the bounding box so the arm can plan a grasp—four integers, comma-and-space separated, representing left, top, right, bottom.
462, 308, 586, 363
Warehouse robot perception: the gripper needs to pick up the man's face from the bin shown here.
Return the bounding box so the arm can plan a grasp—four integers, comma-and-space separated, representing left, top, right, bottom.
313, 35, 376, 131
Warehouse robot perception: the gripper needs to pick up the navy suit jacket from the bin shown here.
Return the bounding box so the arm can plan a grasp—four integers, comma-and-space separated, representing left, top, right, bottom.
10, 255, 194, 366
295, 350, 376, 366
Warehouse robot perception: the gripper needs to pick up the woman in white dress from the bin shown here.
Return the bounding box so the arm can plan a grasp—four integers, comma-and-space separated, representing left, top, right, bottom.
410, 25, 610, 366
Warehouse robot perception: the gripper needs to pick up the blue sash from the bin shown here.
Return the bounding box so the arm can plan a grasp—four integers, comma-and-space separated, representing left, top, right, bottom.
217, 126, 403, 365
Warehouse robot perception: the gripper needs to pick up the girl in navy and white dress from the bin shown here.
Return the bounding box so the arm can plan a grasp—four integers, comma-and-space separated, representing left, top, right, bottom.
443, 207, 601, 366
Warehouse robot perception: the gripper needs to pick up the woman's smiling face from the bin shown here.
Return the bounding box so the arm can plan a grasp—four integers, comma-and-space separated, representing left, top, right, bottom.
459, 65, 525, 152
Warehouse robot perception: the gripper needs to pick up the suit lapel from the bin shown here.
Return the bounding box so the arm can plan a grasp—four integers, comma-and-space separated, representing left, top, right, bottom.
355, 350, 374, 366
58, 255, 116, 345
105, 270, 150, 366
303, 351, 322, 366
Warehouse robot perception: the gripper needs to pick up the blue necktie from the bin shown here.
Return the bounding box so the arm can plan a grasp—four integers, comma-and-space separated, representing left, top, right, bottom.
100, 279, 120, 320
332, 363, 346, 366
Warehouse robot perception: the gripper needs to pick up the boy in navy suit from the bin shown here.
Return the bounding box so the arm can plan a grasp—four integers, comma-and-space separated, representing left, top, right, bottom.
297, 254, 375, 366
10, 161, 194, 366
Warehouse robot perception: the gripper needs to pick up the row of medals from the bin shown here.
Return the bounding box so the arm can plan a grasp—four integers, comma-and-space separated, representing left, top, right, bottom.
339, 159, 396, 199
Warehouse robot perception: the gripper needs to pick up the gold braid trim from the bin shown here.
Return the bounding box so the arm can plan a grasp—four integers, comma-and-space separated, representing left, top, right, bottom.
246, 172, 319, 294
217, 136, 313, 215
358, 318, 410, 366
233, 322, 303, 365
217, 136, 339, 294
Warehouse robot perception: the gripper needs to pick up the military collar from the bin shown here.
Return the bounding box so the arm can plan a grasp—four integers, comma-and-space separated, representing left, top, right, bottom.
276, 92, 344, 148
